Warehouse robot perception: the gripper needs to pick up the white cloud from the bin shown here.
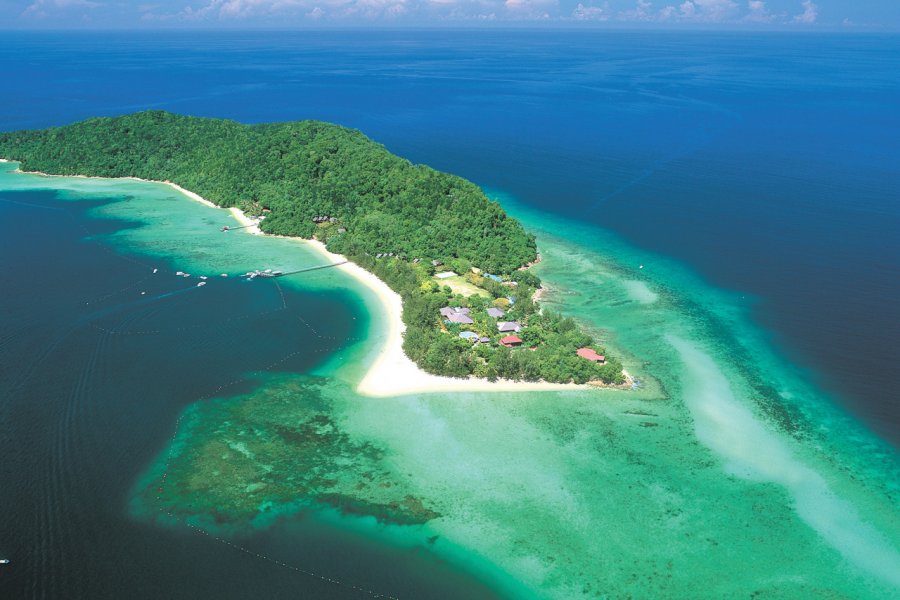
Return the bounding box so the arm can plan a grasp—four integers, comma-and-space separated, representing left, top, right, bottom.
572, 2, 608, 21
619, 0, 653, 21
23, 0, 101, 18
657, 4, 675, 20
55, 0, 828, 25
676, 0, 737, 22
793, 0, 816, 23
744, 0, 772, 23
179, 0, 409, 20
504, 0, 555, 18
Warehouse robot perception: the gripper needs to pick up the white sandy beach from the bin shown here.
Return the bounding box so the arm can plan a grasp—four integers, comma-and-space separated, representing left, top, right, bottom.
226, 207, 586, 397
3, 160, 589, 398
2, 160, 221, 209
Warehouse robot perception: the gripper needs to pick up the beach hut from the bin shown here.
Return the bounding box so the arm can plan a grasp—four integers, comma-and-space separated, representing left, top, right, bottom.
500, 335, 522, 347
576, 348, 606, 364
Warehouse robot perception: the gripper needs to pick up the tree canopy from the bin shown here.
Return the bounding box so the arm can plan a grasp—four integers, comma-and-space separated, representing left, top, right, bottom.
0, 111, 624, 385
0, 111, 535, 273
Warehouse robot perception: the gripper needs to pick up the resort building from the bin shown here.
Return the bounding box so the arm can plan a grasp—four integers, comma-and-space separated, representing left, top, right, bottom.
459, 331, 479, 341
441, 306, 470, 317
486, 307, 505, 318
497, 321, 522, 333
500, 335, 523, 347
441, 306, 474, 325
576, 348, 606, 364
447, 313, 474, 325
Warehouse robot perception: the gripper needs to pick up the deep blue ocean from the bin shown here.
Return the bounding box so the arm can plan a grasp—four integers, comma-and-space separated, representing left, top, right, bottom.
2, 30, 897, 444
1, 30, 898, 598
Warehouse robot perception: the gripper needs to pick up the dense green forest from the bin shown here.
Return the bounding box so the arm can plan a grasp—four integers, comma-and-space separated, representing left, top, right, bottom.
0, 111, 624, 385
0, 111, 534, 273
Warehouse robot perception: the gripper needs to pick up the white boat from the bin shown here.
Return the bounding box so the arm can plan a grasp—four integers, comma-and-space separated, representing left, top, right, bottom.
199, 276, 208, 280
220, 273, 228, 277
0, 559, 9, 564
152, 268, 158, 274
182, 273, 190, 278
197, 282, 206, 287
176, 271, 184, 276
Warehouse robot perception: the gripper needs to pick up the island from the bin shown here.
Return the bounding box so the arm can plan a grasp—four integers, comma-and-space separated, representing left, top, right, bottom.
0, 111, 624, 385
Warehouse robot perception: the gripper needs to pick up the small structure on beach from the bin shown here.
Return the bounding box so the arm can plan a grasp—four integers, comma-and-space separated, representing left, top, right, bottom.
577, 348, 606, 364
497, 321, 521, 333
486, 307, 505, 318
478, 336, 491, 344
500, 335, 522, 347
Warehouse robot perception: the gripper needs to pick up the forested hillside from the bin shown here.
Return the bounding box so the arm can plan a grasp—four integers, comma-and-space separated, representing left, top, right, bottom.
0, 112, 624, 385
0, 111, 535, 273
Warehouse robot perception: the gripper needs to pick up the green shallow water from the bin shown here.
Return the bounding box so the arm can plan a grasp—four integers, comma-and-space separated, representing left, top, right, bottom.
6, 164, 899, 598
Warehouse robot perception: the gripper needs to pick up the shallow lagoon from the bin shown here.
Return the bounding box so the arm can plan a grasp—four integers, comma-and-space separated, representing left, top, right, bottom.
2, 162, 898, 598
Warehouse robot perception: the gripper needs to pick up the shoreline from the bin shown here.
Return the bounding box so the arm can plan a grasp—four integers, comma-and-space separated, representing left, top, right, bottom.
2, 161, 219, 209
6, 160, 593, 398
227, 208, 590, 397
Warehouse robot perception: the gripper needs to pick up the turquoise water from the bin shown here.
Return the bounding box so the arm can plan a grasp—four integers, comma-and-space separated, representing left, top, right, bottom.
0, 164, 505, 598
2, 29, 900, 599
2, 162, 898, 598
3, 30, 897, 445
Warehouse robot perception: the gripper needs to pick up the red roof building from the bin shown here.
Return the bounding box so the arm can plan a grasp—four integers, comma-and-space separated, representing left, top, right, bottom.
500, 335, 523, 347
577, 347, 606, 363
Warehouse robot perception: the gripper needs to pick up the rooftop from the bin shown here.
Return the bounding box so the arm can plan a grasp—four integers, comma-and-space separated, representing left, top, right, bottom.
577, 348, 606, 363
497, 321, 521, 332
447, 313, 474, 325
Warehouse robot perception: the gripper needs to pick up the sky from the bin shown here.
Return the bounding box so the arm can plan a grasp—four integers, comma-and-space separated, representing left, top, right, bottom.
1, 0, 898, 29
